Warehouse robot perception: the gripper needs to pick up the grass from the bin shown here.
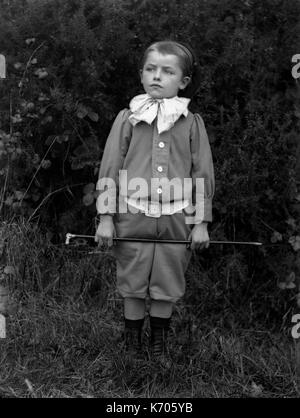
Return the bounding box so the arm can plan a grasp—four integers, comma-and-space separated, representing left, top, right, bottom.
0, 220, 299, 398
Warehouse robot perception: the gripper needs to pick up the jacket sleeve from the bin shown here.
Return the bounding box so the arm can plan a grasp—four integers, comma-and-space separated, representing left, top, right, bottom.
190, 113, 215, 223
96, 109, 132, 215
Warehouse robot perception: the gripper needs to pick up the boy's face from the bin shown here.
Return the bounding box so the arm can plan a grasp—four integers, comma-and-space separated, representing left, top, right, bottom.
140, 50, 190, 99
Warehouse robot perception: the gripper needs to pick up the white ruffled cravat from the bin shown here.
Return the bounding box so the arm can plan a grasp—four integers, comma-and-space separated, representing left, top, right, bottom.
128, 94, 190, 134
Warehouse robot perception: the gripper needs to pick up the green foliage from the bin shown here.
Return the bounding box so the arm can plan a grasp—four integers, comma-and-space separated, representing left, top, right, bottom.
0, 0, 300, 316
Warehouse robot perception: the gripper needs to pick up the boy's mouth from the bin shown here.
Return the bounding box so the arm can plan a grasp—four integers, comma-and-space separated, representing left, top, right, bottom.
150, 84, 162, 88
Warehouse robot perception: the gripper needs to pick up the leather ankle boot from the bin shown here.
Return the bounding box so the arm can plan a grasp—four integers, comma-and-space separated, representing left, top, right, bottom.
124, 318, 144, 355
150, 316, 171, 358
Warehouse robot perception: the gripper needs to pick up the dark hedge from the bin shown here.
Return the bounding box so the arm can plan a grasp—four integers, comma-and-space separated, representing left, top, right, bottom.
0, 0, 300, 324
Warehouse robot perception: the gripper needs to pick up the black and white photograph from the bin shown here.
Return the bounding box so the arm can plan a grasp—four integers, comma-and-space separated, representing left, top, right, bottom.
0, 0, 300, 404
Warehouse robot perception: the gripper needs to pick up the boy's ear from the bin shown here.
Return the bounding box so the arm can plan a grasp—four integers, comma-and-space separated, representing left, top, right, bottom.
179, 76, 191, 90
139, 69, 143, 82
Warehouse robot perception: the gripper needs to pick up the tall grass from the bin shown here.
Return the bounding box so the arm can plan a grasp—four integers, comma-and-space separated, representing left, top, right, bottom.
0, 220, 299, 398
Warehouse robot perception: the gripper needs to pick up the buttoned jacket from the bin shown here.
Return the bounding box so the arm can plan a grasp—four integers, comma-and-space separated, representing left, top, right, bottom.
96, 109, 215, 223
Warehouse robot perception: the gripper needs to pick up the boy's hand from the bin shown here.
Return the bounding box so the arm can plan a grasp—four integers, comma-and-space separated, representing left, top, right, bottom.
188, 222, 210, 251
95, 215, 116, 247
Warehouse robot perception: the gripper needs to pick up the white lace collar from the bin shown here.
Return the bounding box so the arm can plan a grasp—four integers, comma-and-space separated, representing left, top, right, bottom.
128, 93, 190, 134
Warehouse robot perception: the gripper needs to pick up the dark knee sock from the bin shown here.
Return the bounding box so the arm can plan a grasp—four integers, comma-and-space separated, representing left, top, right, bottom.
124, 318, 145, 329
150, 316, 171, 330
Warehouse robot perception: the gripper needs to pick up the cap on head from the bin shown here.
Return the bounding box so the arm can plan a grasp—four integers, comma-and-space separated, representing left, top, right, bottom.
141, 40, 196, 78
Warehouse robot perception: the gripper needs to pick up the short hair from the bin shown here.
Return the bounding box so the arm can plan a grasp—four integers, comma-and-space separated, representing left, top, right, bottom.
141, 40, 201, 98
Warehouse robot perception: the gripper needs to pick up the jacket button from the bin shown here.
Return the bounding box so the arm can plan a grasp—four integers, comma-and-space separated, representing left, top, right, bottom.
158, 141, 165, 148
157, 166, 163, 172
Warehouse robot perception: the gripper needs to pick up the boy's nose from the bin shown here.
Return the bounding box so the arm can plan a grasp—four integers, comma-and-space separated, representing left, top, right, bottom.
153, 69, 161, 80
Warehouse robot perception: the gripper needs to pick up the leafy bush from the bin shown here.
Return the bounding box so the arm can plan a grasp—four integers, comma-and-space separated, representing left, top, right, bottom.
0, 0, 300, 322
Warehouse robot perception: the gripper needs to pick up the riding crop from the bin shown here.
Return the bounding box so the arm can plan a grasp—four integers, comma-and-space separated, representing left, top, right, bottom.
65, 233, 262, 246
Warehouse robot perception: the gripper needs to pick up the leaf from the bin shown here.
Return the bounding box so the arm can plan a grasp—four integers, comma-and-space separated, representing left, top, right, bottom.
45, 135, 57, 146
271, 231, 282, 243
32, 154, 40, 164
14, 62, 22, 70
277, 282, 286, 289
25, 38, 35, 45
87, 111, 99, 122
285, 282, 296, 289
41, 116, 53, 125
39, 71, 48, 79
286, 218, 297, 229
12, 114, 22, 124
82, 193, 94, 206
4, 196, 14, 206
4, 265, 16, 276
289, 236, 300, 251
41, 160, 51, 169
278, 272, 297, 290
73, 144, 86, 157
76, 104, 88, 119
286, 271, 296, 283
26, 102, 35, 111
34, 68, 48, 79
250, 381, 263, 397
14, 191, 24, 200
56, 135, 69, 144
40, 107, 47, 115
